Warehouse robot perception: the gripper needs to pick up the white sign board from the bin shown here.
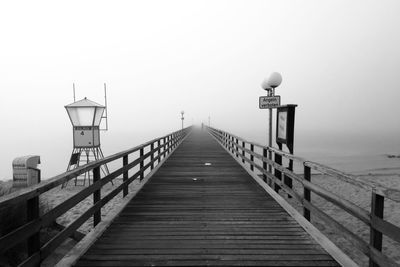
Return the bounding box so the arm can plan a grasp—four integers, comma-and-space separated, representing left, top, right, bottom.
277, 110, 287, 140
259, 96, 280, 109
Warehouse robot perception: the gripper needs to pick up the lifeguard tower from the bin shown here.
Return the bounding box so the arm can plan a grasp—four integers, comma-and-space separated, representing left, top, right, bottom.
65, 95, 109, 185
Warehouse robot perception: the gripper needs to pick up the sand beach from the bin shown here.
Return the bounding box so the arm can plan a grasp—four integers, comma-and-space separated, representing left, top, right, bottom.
1, 158, 399, 266
285, 169, 400, 266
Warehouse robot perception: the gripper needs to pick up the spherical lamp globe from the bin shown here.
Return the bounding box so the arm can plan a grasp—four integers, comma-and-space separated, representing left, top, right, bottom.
268, 72, 282, 89
261, 78, 271, 91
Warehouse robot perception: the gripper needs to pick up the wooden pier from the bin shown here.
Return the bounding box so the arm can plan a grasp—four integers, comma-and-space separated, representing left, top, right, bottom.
72, 131, 340, 266
2, 126, 400, 266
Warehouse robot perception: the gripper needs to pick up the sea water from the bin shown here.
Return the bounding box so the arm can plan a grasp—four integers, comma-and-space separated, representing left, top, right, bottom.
0, 130, 399, 181
237, 130, 400, 175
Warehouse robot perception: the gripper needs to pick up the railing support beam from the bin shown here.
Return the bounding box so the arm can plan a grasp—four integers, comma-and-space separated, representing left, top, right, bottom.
123, 155, 128, 197
250, 144, 254, 171
303, 165, 311, 221
242, 141, 245, 163
93, 166, 101, 226
140, 148, 144, 180
263, 148, 268, 183
27, 196, 40, 258
369, 192, 384, 267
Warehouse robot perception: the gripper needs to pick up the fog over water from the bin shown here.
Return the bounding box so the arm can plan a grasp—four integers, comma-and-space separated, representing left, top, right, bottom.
1, 0, 400, 180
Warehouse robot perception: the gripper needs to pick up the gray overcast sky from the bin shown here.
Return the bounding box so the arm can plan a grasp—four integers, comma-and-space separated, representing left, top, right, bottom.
1, 0, 400, 178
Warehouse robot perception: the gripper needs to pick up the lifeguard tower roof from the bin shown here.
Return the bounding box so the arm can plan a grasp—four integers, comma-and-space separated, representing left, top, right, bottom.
65, 97, 104, 108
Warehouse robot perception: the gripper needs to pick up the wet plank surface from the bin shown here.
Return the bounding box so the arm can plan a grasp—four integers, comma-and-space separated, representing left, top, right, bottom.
75, 130, 339, 266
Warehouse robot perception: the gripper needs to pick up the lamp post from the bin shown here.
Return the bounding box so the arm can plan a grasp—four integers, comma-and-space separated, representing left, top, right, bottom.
181, 111, 184, 130
261, 72, 282, 173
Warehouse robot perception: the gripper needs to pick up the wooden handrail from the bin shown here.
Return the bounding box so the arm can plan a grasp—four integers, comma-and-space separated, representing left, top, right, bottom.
0, 126, 192, 266
0, 129, 189, 208
206, 126, 400, 267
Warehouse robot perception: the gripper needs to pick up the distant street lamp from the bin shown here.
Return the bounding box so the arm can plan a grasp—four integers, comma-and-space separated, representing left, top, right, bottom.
208, 116, 210, 127
261, 72, 282, 172
181, 111, 184, 130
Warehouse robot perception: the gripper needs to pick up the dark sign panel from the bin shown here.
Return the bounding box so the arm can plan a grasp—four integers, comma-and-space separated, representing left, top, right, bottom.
276, 105, 297, 152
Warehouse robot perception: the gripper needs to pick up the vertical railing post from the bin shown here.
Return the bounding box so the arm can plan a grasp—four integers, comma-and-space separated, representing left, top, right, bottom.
223, 133, 227, 147
369, 192, 384, 267
163, 137, 166, 158
242, 141, 245, 163
303, 165, 311, 221
158, 139, 161, 163
263, 148, 268, 183
235, 138, 239, 157
123, 155, 128, 197
27, 196, 40, 257
274, 149, 282, 193
140, 147, 144, 180
93, 166, 101, 226
174, 132, 177, 147
27, 169, 40, 257
150, 143, 154, 170
250, 144, 254, 171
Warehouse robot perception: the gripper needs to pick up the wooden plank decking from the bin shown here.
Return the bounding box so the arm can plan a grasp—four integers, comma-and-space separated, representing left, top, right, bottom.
75, 130, 340, 266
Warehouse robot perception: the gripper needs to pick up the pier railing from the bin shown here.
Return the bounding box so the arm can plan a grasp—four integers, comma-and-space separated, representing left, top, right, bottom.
207, 126, 400, 267
0, 126, 192, 266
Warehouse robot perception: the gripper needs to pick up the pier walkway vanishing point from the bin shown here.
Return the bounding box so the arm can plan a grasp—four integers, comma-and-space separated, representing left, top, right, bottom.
60, 130, 349, 266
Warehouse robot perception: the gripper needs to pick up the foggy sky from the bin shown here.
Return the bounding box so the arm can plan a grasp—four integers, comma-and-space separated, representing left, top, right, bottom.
1, 0, 400, 179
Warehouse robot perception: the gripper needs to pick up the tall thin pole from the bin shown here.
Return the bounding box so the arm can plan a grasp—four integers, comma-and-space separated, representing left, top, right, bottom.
73, 83, 76, 102
104, 83, 108, 131
268, 89, 274, 173
208, 116, 210, 127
